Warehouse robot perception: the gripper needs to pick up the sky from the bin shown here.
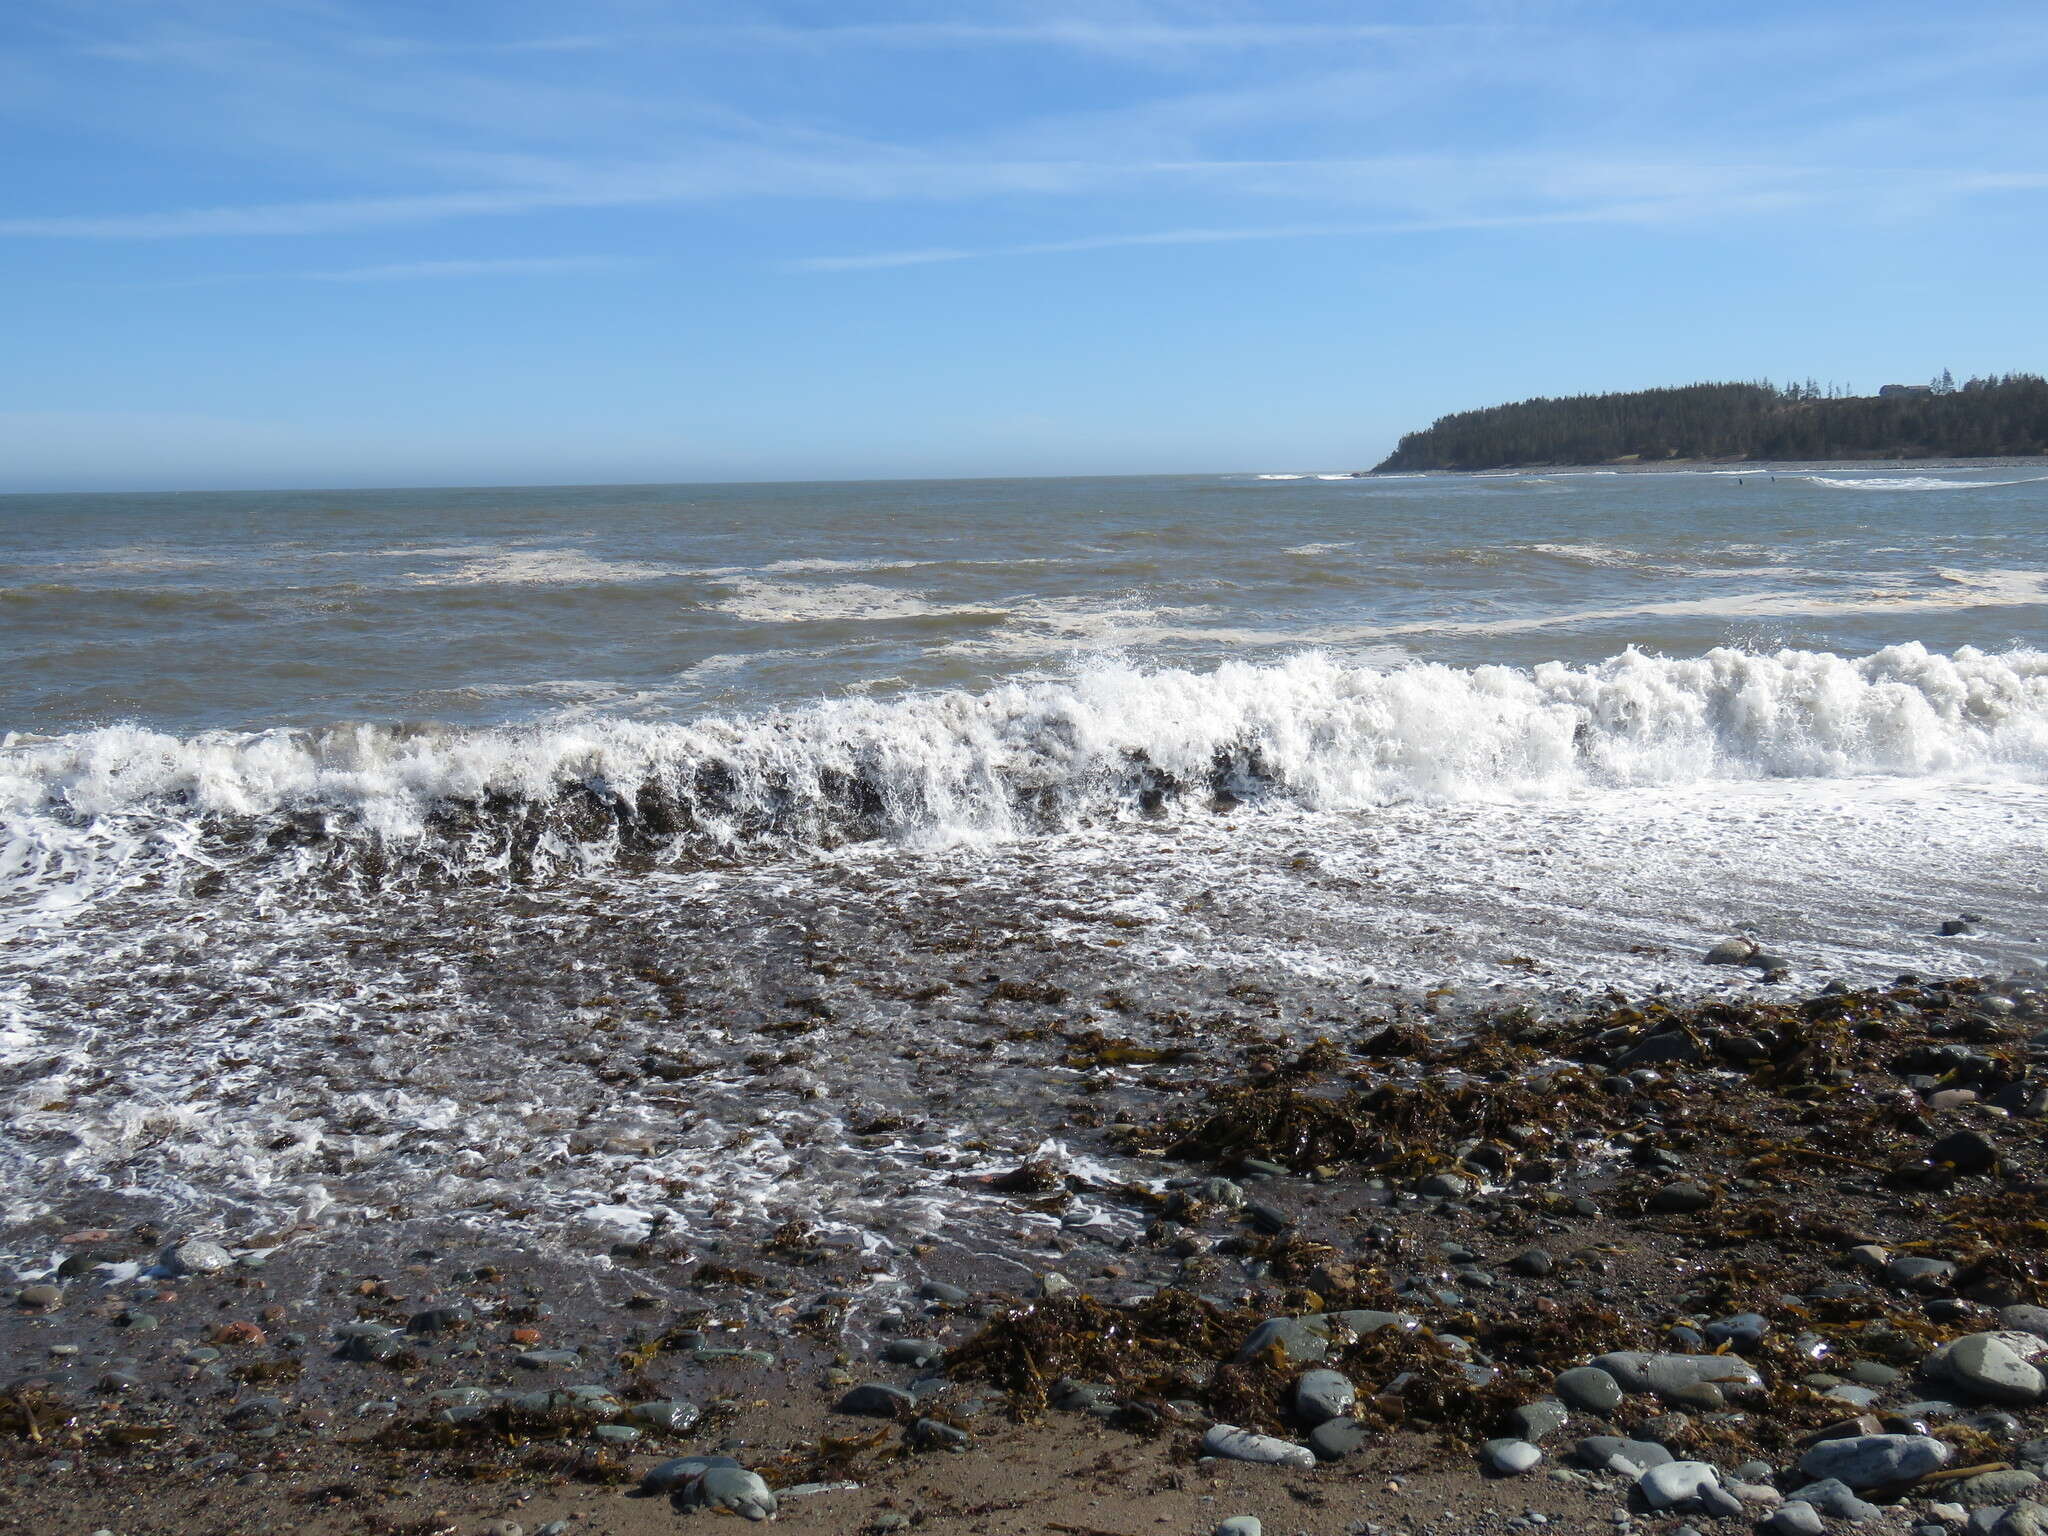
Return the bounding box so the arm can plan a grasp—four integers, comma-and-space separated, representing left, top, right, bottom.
3, 0, 2047, 491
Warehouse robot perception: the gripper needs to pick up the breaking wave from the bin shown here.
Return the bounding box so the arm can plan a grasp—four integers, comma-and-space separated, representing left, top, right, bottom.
1802, 474, 2048, 491
4, 644, 2046, 904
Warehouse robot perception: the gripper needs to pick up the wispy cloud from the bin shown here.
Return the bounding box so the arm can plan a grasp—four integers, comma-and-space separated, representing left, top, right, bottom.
787, 209, 1657, 271
302, 255, 637, 282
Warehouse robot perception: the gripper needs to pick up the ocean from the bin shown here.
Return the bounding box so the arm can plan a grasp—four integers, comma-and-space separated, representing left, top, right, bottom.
3, 462, 2046, 1281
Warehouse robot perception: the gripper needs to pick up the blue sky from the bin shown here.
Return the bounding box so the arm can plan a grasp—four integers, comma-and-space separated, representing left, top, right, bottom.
3, 0, 2046, 491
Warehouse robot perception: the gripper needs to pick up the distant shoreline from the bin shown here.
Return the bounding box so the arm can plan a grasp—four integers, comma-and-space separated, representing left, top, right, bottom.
1362, 453, 2048, 476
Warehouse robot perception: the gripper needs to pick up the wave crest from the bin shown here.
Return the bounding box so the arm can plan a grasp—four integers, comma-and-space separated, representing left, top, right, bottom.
5, 644, 2046, 901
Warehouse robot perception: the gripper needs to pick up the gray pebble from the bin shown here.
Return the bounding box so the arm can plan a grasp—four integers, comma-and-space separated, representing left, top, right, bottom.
1767, 1503, 1825, 1536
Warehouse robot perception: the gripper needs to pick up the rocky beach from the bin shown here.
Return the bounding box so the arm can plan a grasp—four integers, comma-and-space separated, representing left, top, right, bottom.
9, 961, 2048, 1536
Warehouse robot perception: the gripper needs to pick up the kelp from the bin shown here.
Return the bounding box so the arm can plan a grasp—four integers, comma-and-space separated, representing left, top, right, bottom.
944, 1290, 1259, 1416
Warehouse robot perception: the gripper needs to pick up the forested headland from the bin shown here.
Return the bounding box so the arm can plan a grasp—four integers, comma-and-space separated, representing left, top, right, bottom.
1372, 373, 2048, 471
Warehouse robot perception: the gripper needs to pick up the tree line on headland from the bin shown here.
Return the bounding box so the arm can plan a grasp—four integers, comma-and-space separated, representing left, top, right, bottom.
1372, 373, 2048, 471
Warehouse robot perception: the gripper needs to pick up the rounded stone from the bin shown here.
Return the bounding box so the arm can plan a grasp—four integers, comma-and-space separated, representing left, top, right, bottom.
1294, 1369, 1356, 1425
1308, 1417, 1371, 1462
1939, 1334, 2047, 1406
1555, 1366, 1624, 1414
161, 1239, 234, 1275
1485, 1438, 1543, 1476
1768, 1502, 1826, 1536
1798, 1433, 1951, 1489
1202, 1423, 1317, 1468
1638, 1461, 1721, 1511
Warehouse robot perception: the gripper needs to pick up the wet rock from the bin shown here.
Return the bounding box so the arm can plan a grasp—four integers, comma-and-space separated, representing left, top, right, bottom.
642, 1455, 740, 1493
1510, 1249, 1555, 1278
838, 1383, 915, 1418
1798, 1433, 1951, 1488
1647, 1182, 1714, 1214
907, 1418, 971, 1452
881, 1338, 944, 1368
1037, 1273, 1074, 1298
1890, 1256, 1960, 1291
337, 1333, 407, 1364
1555, 1366, 1625, 1414
512, 1349, 580, 1371
1615, 1032, 1699, 1070
917, 1281, 970, 1305
2001, 1307, 2048, 1341
1235, 1309, 1417, 1365
682, 1466, 777, 1521
1415, 1172, 1473, 1199
1637, 1461, 1720, 1511
1511, 1400, 1571, 1443
15, 1284, 61, 1311
1704, 938, 1759, 965
1932, 1333, 2048, 1405
408, 1304, 476, 1334
1202, 1423, 1317, 1467
1214, 1521, 1262, 1536
160, 1239, 234, 1275
1050, 1378, 1116, 1412
1247, 1201, 1291, 1235
624, 1399, 702, 1433
1309, 1418, 1371, 1461
1294, 1369, 1356, 1425
1705, 1312, 1770, 1349
225, 1396, 287, 1429
1932, 1130, 2002, 1175
1485, 1438, 1543, 1476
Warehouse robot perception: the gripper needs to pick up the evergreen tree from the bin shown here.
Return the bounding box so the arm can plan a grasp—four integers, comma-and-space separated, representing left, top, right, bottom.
1373, 375, 2048, 471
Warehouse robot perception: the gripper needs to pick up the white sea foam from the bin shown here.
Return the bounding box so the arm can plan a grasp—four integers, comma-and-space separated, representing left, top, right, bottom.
1283, 541, 1357, 556
1802, 474, 2048, 491
409, 548, 678, 586
709, 577, 1004, 625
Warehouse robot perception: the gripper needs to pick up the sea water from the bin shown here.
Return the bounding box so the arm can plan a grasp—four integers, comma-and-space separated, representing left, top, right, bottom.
2, 463, 2044, 1276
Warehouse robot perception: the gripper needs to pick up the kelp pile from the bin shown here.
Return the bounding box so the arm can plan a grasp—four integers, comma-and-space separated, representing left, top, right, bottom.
942, 974, 2048, 1463
943, 1291, 1261, 1417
